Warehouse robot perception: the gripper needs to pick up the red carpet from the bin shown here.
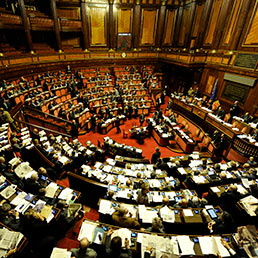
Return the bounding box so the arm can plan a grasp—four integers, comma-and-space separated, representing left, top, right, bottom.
78, 97, 183, 160
57, 206, 99, 250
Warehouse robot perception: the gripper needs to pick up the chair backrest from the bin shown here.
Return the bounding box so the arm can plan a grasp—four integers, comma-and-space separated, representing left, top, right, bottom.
204, 137, 211, 145
195, 128, 200, 136
199, 131, 205, 140
232, 121, 238, 128
241, 127, 248, 134
224, 113, 231, 122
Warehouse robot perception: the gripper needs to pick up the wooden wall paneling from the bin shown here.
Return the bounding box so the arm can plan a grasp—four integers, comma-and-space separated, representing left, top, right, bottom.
61, 32, 80, 46
117, 8, 132, 33
196, 0, 213, 48
233, 0, 252, 51
155, 0, 166, 48
108, 1, 115, 49
203, 0, 223, 47
238, 0, 258, 51
183, 1, 196, 49
172, 4, 183, 47
178, 5, 190, 46
81, 1, 90, 50
88, 5, 108, 47
190, 2, 205, 49
220, 0, 242, 49
51, 0, 62, 50
162, 8, 176, 46
132, 1, 141, 48
212, 0, 232, 49
17, 0, 33, 51
57, 8, 80, 19
140, 8, 158, 46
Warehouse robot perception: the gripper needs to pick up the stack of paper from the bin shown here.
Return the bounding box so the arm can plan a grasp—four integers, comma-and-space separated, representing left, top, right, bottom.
160, 206, 175, 223
50, 247, 71, 258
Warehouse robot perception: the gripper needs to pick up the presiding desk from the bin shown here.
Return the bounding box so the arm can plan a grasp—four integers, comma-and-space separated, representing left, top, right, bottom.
171, 97, 258, 159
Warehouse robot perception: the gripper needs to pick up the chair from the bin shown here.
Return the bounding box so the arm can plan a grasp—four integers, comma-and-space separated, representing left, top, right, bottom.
169, 135, 178, 147
197, 136, 211, 152
193, 131, 204, 143
182, 123, 189, 133
232, 121, 238, 128
241, 127, 248, 134
123, 129, 128, 138
190, 128, 200, 139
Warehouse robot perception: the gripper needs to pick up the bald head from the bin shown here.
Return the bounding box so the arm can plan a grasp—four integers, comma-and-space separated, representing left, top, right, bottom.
80, 237, 89, 249
162, 197, 170, 206
181, 198, 188, 207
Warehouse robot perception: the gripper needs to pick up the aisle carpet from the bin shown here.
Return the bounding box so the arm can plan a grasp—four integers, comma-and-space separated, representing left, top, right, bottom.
78, 96, 184, 160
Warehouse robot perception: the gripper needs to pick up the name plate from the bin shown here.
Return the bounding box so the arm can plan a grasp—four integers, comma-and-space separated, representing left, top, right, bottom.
234, 53, 258, 69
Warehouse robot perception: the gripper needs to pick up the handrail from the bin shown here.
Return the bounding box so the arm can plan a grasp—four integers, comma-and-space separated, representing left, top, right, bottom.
23, 105, 73, 125
14, 116, 72, 138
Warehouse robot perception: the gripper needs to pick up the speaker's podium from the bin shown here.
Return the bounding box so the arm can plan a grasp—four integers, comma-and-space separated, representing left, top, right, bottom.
117, 33, 132, 51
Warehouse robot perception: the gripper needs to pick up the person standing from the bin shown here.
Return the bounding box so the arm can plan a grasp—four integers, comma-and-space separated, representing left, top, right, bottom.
90, 115, 96, 133
139, 113, 145, 126
115, 117, 121, 133
151, 147, 161, 164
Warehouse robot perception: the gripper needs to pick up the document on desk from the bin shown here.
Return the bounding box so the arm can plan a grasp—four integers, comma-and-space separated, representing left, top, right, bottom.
10, 191, 27, 206
192, 175, 206, 184
78, 221, 97, 241
50, 247, 71, 258
0, 185, 16, 199
58, 188, 73, 201
98, 199, 115, 215
198, 236, 230, 257
14, 162, 33, 178
211, 186, 220, 193
45, 182, 59, 198
183, 209, 194, 217
40, 205, 52, 219
0, 228, 24, 250
140, 208, 157, 224
240, 195, 258, 216
160, 206, 175, 223
177, 167, 187, 175
176, 235, 195, 255
111, 228, 131, 247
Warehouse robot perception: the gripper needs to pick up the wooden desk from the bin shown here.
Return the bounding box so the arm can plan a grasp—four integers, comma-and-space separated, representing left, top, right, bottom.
152, 128, 169, 146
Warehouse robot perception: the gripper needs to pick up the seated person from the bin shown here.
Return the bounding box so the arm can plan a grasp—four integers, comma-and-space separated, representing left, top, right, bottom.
208, 211, 235, 234
70, 237, 97, 258
146, 217, 165, 233
105, 230, 132, 258
242, 112, 252, 123
112, 207, 140, 229
136, 185, 150, 205
23, 173, 46, 195
247, 156, 257, 167
173, 198, 188, 208
104, 190, 116, 200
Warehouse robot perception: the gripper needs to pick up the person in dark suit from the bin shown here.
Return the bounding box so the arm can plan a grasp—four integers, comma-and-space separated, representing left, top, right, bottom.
151, 147, 161, 164
112, 207, 140, 229
139, 113, 145, 126
219, 185, 241, 212
242, 112, 252, 123
70, 120, 79, 138
105, 230, 132, 258
115, 117, 121, 133
90, 115, 96, 133
208, 211, 235, 234
23, 174, 45, 195
216, 106, 225, 120
70, 237, 97, 258
230, 101, 240, 117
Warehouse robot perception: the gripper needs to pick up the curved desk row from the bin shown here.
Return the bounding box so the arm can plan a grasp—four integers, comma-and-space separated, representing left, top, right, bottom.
171, 98, 258, 160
